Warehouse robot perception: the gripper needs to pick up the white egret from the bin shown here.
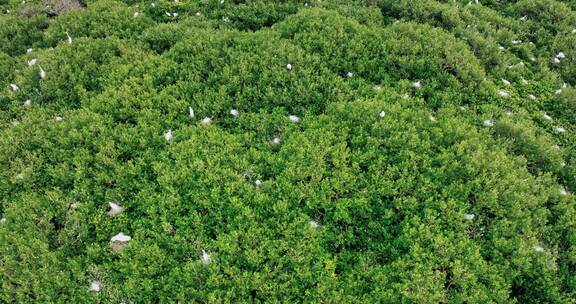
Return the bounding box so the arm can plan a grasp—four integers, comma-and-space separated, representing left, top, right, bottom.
110, 232, 131, 252
10, 84, 19, 92
286, 63, 292, 70
309, 220, 320, 228
55, 116, 62, 122
483, 119, 494, 127
379, 111, 386, 118
288, 115, 300, 123
412, 80, 422, 89
66, 32, 72, 44
230, 109, 239, 117
533, 245, 544, 253
554, 126, 566, 133
498, 91, 509, 97
189, 106, 194, 118
528, 94, 536, 100
464, 214, 475, 220
502, 79, 511, 86
27, 59, 37, 66
89, 281, 101, 292
164, 129, 173, 142
200, 117, 212, 125
543, 113, 553, 121
107, 202, 124, 217
24, 99, 31, 107
39, 65, 46, 79
201, 249, 211, 265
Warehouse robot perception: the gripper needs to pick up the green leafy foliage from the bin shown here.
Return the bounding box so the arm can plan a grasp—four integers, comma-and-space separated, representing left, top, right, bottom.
1, 0, 575, 303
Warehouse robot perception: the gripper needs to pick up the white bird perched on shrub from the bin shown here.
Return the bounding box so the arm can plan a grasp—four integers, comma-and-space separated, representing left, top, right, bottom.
254, 179, 262, 186
533, 245, 544, 253
271, 137, 281, 145
26, 48, 33, 53
429, 115, 436, 122
65, 31, 72, 44
501, 79, 510, 86
39, 65, 46, 79
498, 91, 509, 97
55, 116, 63, 122
286, 63, 292, 70
0, 217, 6, 223
346, 72, 354, 78
554, 126, 566, 133
543, 113, 553, 121
527, 94, 537, 100
89, 281, 100, 292
379, 111, 386, 118
164, 129, 173, 142
189, 106, 194, 118
27, 59, 37, 66
201, 249, 211, 265
107, 202, 124, 217
521, 78, 528, 85
10, 84, 19, 92
133, 12, 140, 17
511, 40, 521, 45
230, 109, 239, 117
553, 57, 561, 64
464, 213, 475, 220
556, 52, 566, 59
412, 80, 422, 89
24, 99, 31, 107
110, 232, 131, 252
201, 117, 212, 125
309, 220, 320, 228
288, 115, 300, 123
483, 119, 494, 127
111, 232, 131, 243
560, 187, 568, 195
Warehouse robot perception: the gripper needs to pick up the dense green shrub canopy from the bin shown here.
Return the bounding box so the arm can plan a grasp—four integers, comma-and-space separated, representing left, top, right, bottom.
1, 0, 575, 303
